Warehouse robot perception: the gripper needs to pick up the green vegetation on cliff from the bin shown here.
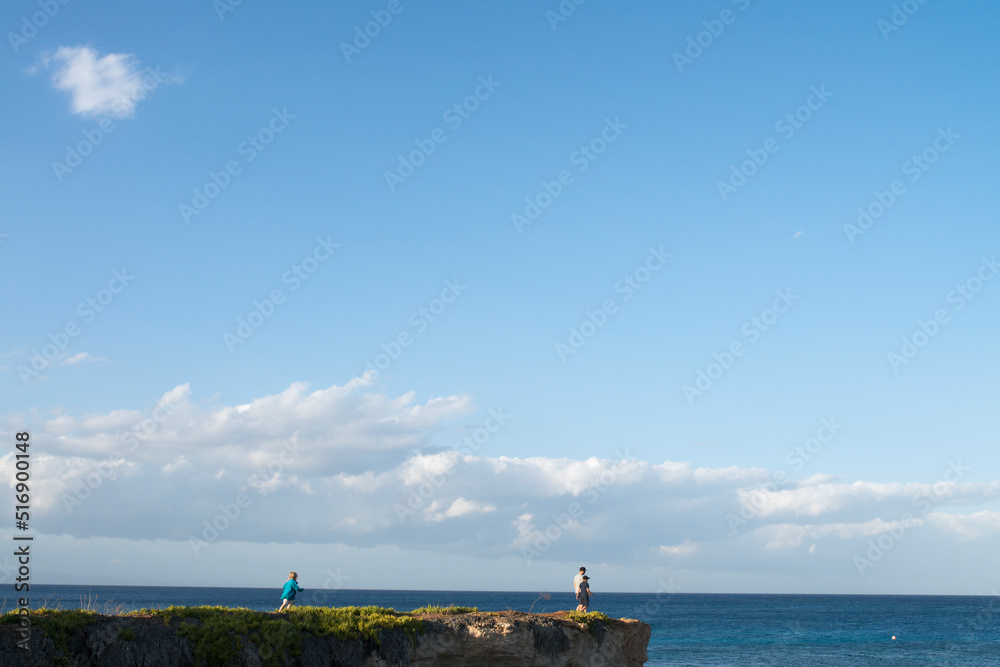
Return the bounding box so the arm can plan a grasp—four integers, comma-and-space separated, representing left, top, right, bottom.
0, 607, 99, 663
409, 604, 478, 615
141, 605, 425, 666
2, 605, 427, 667
565, 611, 612, 643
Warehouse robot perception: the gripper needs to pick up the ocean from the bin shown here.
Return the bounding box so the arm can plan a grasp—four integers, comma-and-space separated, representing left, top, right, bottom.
8, 585, 1000, 665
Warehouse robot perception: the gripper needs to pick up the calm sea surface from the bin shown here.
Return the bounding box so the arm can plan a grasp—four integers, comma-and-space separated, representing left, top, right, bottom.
8, 586, 1000, 665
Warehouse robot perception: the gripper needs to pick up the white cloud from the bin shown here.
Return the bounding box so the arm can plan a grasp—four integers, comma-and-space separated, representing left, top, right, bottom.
5, 378, 1000, 591
61, 352, 106, 366
735, 479, 1000, 519
929, 510, 1000, 540
660, 541, 697, 556
44, 46, 179, 118
428, 497, 497, 522
162, 456, 193, 476
751, 518, 917, 551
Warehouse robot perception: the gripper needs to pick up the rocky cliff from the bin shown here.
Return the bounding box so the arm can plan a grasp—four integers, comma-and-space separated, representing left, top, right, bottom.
0, 607, 650, 666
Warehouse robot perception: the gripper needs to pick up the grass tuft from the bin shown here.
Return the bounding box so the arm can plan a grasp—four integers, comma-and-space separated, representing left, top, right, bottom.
409, 605, 478, 615
565, 610, 611, 644
286, 605, 425, 643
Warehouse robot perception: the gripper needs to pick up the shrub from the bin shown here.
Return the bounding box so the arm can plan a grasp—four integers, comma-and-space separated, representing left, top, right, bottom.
409, 605, 478, 615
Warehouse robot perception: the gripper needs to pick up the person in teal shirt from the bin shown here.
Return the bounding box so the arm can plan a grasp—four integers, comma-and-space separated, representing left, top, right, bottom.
277, 571, 303, 612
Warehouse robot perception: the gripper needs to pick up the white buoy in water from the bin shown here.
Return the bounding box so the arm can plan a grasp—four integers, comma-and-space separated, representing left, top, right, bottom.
892, 636, 897, 641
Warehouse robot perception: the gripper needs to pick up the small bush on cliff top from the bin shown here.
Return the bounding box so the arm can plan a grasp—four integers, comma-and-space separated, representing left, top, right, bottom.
287, 605, 425, 643
565, 611, 612, 644
409, 605, 478, 615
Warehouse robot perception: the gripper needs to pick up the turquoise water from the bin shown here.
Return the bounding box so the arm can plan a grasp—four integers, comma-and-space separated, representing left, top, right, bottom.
13, 586, 1000, 665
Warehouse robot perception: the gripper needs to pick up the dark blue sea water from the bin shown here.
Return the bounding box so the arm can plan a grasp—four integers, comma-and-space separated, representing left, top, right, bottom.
8, 586, 1000, 665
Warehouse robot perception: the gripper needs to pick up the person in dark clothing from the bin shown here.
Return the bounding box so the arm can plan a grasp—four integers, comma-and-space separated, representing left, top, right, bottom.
576, 575, 593, 612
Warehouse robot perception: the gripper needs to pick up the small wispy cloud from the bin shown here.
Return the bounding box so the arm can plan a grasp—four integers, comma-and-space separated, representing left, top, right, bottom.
660, 541, 697, 556
61, 352, 107, 366
43, 46, 179, 118
428, 497, 497, 523
793, 231, 804, 239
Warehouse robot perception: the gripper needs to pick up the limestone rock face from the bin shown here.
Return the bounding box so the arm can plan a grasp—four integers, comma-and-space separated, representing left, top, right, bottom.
0, 610, 650, 666
408, 612, 650, 667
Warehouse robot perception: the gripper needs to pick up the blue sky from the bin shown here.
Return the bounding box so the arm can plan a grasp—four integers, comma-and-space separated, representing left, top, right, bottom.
2, 0, 1000, 595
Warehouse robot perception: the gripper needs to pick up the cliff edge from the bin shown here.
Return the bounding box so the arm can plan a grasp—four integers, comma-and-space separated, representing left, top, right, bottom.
0, 606, 650, 666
